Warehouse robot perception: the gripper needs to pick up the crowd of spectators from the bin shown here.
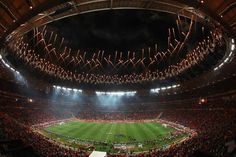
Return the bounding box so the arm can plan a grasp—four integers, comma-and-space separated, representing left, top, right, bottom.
0, 98, 73, 125
127, 109, 236, 157
0, 96, 235, 157
0, 112, 87, 157
76, 107, 236, 157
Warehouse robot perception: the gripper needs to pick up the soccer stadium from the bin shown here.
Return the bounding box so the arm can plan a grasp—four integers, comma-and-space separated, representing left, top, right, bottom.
0, 0, 235, 157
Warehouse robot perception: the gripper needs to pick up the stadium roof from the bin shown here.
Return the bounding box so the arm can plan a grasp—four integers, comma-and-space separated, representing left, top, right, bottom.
0, 0, 235, 40
0, 0, 235, 90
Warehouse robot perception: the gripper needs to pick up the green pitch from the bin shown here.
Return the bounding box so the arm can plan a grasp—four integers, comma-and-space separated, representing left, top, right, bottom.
42, 120, 187, 153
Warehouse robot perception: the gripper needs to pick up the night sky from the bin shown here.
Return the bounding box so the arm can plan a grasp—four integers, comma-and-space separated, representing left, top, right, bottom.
14, 9, 225, 89
48, 10, 180, 53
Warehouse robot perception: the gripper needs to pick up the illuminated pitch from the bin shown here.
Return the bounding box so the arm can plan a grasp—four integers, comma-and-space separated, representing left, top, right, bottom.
39, 120, 193, 154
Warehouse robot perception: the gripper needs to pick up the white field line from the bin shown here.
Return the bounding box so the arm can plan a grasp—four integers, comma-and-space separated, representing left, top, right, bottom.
106, 123, 114, 142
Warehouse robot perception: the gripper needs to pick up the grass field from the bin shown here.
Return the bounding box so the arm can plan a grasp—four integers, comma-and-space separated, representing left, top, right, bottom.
42, 120, 188, 153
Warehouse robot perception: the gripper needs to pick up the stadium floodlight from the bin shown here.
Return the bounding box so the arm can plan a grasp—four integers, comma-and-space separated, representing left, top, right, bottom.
113, 92, 124, 96
98, 91, 103, 95
96, 91, 136, 96
5, 63, 10, 68
224, 58, 229, 63
1, 59, 11, 69
150, 88, 160, 93
126, 91, 136, 96
96, 91, 104, 95
67, 88, 72, 91
74, 88, 82, 92
108, 92, 124, 96
73, 89, 82, 93
172, 85, 177, 88
231, 44, 235, 51
161, 87, 166, 90
219, 63, 223, 68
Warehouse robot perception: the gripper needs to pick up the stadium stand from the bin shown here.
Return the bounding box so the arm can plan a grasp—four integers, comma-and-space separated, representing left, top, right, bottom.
0, 0, 235, 156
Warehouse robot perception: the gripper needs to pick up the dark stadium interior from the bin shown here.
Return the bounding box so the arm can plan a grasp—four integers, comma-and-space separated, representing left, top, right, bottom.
0, 0, 236, 157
